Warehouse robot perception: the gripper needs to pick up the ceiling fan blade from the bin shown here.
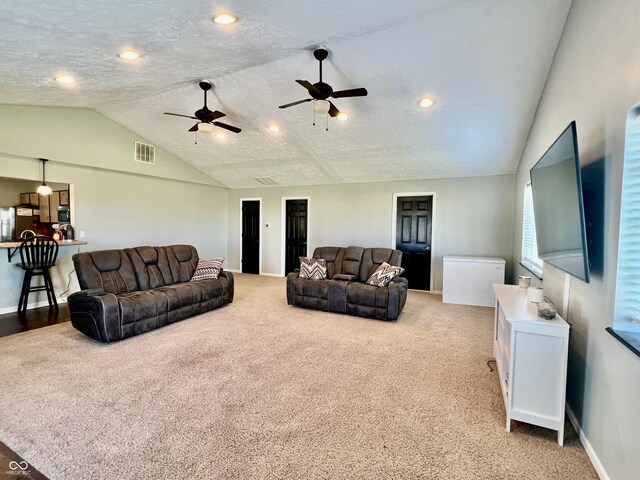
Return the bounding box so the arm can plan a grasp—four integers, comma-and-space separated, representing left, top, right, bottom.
213, 121, 241, 134
188, 124, 199, 132
331, 87, 368, 98
165, 112, 198, 119
279, 98, 312, 109
296, 80, 320, 95
209, 110, 226, 121
328, 102, 340, 118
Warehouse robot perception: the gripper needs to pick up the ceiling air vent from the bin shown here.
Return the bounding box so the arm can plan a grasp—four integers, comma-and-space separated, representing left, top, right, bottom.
134, 141, 155, 165
255, 177, 276, 185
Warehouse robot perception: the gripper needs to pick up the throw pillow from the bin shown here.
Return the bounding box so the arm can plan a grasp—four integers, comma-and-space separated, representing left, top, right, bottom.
191, 258, 224, 281
299, 257, 327, 280
366, 262, 405, 287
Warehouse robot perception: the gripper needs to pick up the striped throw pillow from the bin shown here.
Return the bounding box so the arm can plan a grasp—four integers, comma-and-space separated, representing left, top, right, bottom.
299, 257, 327, 280
191, 258, 224, 281
366, 262, 404, 287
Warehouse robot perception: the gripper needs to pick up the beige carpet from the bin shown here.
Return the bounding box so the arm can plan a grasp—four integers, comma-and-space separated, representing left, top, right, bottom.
0, 274, 597, 479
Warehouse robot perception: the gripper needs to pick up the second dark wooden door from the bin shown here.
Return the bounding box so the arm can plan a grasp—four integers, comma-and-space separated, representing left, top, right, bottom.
285, 199, 308, 275
396, 196, 432, 291
241, 200, 260, 274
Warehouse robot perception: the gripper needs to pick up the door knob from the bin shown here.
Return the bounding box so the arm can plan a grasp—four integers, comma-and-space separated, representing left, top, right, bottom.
424, 246, 431, 251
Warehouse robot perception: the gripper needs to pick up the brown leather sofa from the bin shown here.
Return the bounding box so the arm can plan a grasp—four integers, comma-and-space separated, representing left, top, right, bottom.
287, 246, 408, 321
68, 245, 233, 343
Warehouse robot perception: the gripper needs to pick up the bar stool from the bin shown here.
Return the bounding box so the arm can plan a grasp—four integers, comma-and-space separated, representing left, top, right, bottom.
17, 235, 59, 316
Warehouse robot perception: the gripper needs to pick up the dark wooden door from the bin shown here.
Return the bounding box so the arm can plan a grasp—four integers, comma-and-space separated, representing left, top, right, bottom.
241, 200, 260, 274
396, 196, 432, 291
285, 199, 308, 275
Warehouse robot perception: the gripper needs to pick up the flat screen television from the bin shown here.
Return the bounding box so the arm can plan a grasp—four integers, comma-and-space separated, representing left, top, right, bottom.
530, 121, 590, 283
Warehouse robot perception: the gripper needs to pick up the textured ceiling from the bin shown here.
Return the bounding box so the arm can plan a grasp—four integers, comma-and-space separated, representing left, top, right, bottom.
0, 0, 572, 188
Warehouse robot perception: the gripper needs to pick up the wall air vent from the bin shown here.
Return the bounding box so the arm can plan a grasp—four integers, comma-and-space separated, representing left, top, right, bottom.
255, 177, 276, 185
134, 141, 155, 165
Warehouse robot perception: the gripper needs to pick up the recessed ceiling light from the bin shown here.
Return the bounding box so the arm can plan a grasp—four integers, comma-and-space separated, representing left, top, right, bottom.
213, 13, 237, 24
119, 50, 140, 60
337, 112, 349, 121
268, 124, 280, 132
55, 74, 75, 85
418, 96, 434, 108
216, 132, 226, 140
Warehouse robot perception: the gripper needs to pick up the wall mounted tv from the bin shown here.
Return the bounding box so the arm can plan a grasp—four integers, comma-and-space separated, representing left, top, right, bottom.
530, 121, 590, 283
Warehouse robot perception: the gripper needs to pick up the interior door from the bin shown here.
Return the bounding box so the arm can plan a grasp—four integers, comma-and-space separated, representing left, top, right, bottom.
241, 200, 260, 274
396, 196, 432, 291
285, 199, 308, 275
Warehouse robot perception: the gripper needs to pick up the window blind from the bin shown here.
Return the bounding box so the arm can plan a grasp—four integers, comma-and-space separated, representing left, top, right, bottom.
614, 109, 640, 331
522, 183, 543, 274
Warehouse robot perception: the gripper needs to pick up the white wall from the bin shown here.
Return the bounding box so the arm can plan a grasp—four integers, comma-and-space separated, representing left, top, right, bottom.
0, 105, 228, 312
228, 175, 515, 291
511, 1, 640, 478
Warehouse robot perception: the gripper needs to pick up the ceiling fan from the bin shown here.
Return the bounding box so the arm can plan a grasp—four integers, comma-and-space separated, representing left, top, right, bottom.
164, 81, 241, 139
279, 48, 368, 130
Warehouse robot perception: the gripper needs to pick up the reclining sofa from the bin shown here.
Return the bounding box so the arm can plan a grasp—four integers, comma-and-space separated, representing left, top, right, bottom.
69, 245, 233, 343
287, 246, 408, 321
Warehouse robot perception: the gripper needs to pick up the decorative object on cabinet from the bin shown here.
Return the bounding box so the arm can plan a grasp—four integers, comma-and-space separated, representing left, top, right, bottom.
492, 284, 569, 446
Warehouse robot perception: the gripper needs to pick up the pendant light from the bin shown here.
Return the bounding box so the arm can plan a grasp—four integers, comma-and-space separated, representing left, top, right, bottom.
36, 158, 52, 195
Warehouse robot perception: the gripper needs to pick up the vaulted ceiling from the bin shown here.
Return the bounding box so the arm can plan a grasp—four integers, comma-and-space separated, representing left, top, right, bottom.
0, 0, 572, 188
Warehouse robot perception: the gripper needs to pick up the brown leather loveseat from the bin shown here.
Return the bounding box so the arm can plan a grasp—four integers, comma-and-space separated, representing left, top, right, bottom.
286, 246, 408, 321
68, 245, 233, 343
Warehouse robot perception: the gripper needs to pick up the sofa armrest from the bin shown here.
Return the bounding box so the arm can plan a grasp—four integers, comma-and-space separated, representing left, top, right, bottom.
286, 271, 299, 305
392, 276, 409, 287
387, 277, 408, 321
219, 270, 234, 303
68, 290, 121, 343
68, 288, 105, 299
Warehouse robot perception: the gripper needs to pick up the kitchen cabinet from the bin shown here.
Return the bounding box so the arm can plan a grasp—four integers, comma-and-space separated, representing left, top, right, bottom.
49, 191, 61, 223
39, 194, 51, 222
18, 190, 69, 223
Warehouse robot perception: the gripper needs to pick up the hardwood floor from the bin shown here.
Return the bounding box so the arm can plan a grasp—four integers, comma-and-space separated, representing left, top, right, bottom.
0, 304, 70, 339
0, 440, 47, 480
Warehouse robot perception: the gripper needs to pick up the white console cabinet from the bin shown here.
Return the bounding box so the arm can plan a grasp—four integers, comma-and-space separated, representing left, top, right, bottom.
492, 284, 569, 446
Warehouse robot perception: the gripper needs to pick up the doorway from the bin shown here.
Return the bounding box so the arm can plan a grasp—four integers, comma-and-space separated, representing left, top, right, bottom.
393, 194, 434, 291
241, 199, 260, 274
283, 198, 309, 275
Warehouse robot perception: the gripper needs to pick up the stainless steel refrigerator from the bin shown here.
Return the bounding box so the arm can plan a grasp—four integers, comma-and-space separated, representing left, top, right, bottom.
0, 207, 36, 241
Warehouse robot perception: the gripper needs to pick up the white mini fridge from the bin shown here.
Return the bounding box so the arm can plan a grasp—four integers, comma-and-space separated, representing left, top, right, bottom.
442, 256, 505, 307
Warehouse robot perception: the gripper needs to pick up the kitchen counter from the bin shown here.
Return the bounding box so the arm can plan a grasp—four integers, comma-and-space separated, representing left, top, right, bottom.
0, 240, 87, 262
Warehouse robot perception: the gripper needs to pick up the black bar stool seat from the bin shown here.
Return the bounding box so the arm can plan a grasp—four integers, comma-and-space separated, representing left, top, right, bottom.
16, 236, 59, 316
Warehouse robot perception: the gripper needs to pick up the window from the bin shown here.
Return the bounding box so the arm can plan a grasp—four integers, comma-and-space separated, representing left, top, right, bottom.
613, 102, 640, 334
521, 182, 543, 278
607, 101, 640, 358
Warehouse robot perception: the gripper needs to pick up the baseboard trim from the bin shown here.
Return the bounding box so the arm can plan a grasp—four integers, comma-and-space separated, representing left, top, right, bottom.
0, 298, 68, 315
225, 268, 241, 273
566, 403, 609, 480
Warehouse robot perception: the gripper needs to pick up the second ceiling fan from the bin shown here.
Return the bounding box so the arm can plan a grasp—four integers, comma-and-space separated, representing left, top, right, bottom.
279, 48, 368, 129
